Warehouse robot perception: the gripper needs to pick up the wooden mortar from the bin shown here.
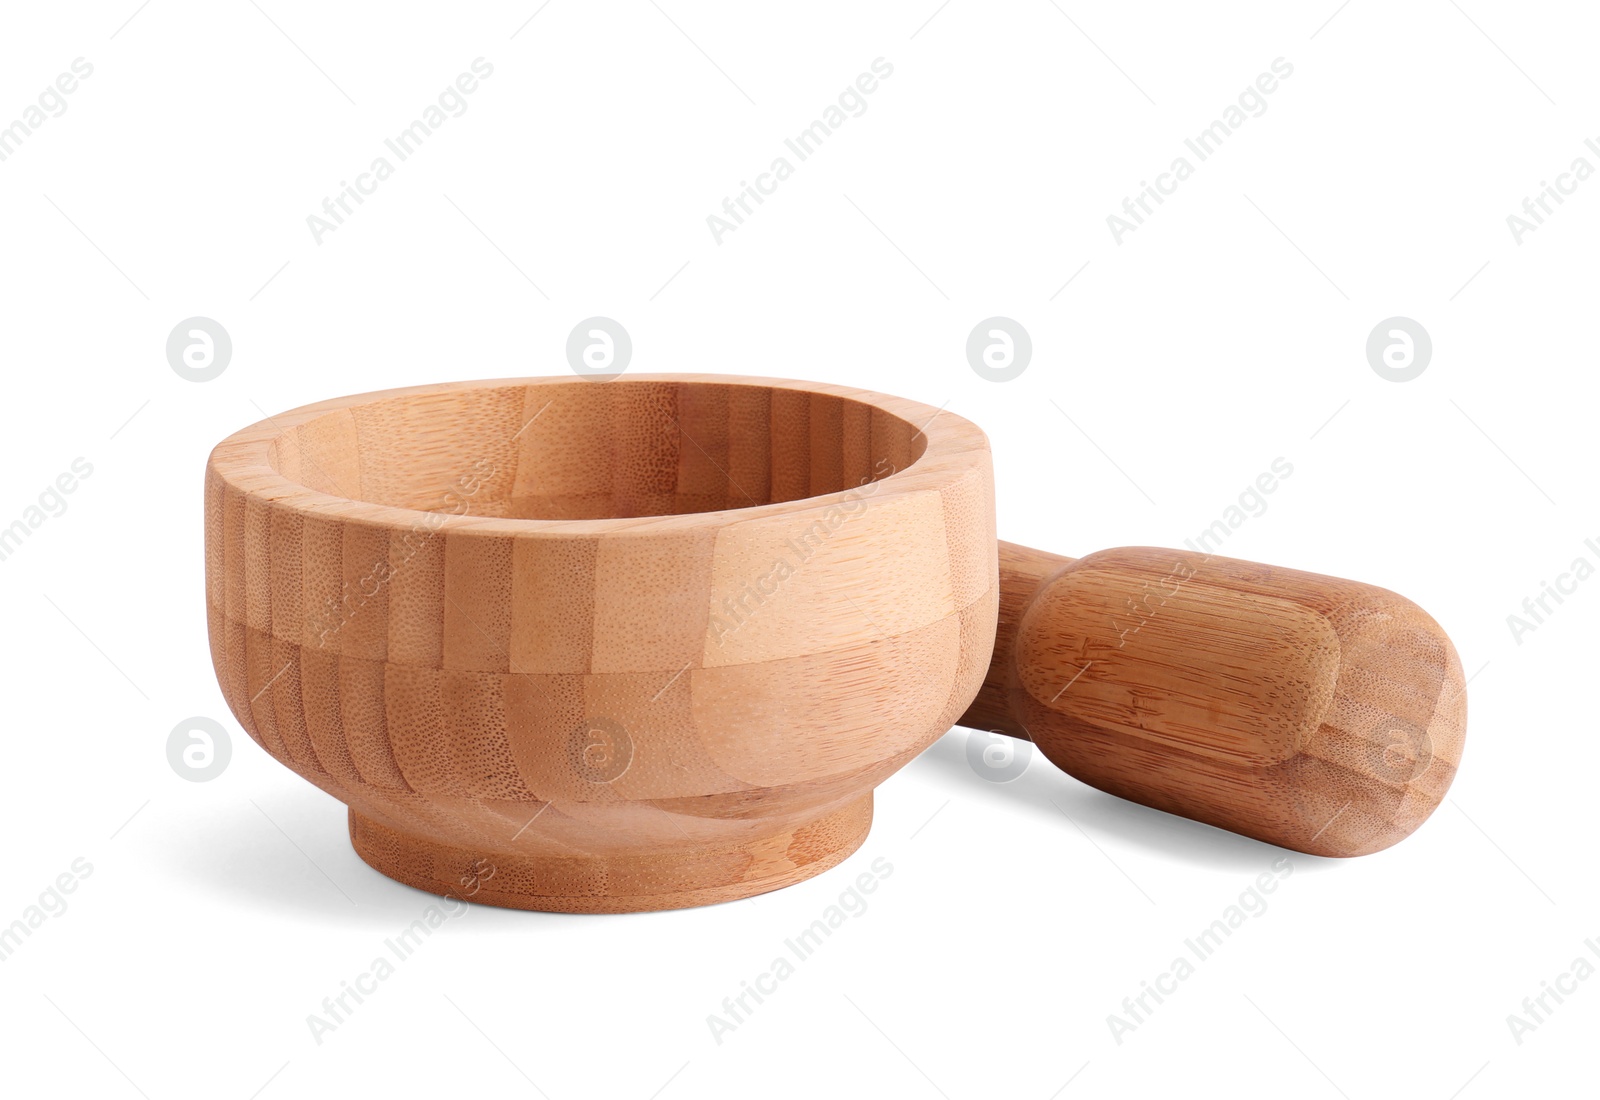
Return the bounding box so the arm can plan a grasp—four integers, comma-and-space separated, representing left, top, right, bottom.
207, 375, 1467, 911
206, 376, 997, 912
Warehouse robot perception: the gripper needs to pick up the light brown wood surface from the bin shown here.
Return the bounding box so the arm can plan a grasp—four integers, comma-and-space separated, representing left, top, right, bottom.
958, 543, 1467, 857
206, 376, 997, 912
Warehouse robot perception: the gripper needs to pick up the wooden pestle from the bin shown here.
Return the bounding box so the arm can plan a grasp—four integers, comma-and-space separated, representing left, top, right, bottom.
959, 543, 1467, 857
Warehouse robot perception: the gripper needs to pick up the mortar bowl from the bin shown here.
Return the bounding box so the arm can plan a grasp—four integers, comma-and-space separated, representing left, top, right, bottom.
205, 375, 996, 912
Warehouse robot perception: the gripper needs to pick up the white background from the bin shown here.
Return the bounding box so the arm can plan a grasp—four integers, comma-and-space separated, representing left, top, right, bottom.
0, 2, 1593, 1097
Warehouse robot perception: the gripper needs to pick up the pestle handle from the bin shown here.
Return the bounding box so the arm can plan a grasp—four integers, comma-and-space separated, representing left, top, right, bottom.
958, 542, 1467, 857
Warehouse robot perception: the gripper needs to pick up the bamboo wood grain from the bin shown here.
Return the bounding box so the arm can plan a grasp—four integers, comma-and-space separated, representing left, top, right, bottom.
958, 542, 1467, 857
206, 376, 997, 912
207, 375, 1466, 913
